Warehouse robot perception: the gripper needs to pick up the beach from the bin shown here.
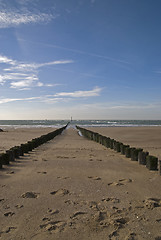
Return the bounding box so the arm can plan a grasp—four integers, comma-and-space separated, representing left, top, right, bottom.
0, 126, 161, 239
87, 126, 161, 159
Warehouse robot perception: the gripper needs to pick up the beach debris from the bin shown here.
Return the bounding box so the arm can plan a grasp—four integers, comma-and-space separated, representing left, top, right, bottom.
0, 128, 3, 132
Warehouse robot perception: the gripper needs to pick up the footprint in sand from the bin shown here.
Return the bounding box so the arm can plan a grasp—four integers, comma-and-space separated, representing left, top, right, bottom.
6, 171, 14, 174
4, 211, 15, 217
40, 220, 66, 233
37, 171, 47, 174
21, 192, 39, 198
15, 204, 24, 209
88, 176, 101, 180
57, 176, 71, 180
125, 232, 137, 240
0, 226, 17, 235
108, 179, 133, 186
50, 189, 70, 196
144, 198, 161, 209
56, 156, 69, 159
70, 211, 87, 219
47, 209, 59, 215
102, 197, 120, 204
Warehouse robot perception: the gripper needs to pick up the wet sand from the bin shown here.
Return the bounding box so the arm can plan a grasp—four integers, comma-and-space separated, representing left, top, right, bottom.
0, 127, 161, 239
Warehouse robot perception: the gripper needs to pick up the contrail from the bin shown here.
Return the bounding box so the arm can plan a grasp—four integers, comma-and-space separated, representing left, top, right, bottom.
17, 38, 130, 65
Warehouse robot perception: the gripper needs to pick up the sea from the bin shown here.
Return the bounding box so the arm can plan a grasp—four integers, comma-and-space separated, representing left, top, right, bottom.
0, 120, 161, 129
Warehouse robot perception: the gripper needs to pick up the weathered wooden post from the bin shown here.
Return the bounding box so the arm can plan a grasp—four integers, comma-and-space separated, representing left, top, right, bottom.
146, 155, 158, 170
0, 153, 10, 165
131, 148, 143, 161
110, 139, 114, 149
6, 150, 15, 162
11, 146, 21, 158
106, 137, 111, 148
114, 142, 122, 152
125, 146, 131, 158
138, 151, 149, 165
120, 144, 129, 155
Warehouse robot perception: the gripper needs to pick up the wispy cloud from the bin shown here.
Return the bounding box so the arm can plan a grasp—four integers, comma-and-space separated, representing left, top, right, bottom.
54, 87, 102, 98
0, 55, 16, 65
5, 60, 74, 72
0, 96, 41, 104
0, 54, 73, 89
0, 86, 102, 105
0, 9, 55, 28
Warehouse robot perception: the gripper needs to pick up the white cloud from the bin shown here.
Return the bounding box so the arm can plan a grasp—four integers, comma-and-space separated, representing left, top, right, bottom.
54, 87, 102, 98
10, 79, 35, 88
0, 10, 54, 28
0, 55, 16, 65
0, 96, 41, 104
6, 60, 74, 72
0, 54, 73, 89
0, 86, 102, 105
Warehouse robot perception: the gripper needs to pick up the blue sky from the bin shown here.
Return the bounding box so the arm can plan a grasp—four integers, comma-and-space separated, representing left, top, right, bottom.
0, 0, 161, 120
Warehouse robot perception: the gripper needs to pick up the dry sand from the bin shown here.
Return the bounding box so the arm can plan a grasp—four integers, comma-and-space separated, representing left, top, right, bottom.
88, 126, 161, 159
0, 126, 161, 240
0, 127, 56, 154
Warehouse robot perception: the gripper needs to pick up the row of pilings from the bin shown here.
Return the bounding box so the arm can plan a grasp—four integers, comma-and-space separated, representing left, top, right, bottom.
76, 126, 161, 174
0, 124, 69, 169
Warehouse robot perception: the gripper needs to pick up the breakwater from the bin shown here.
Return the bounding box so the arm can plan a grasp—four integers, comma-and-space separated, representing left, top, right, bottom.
76, 126, 160, 174
0, 124, 68, 169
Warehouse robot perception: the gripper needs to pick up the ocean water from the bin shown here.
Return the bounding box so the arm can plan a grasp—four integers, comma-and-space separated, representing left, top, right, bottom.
0, 120, 161, 129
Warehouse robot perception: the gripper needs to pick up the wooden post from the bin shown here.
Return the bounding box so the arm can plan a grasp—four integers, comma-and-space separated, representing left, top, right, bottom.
146, 155, 158, 170
138, 151, 149, 165
6, 150, 15, 162
120, 145, 129, 155
125, 147, 131, 158
0, 153, 10, 165
131, 148, 143, 161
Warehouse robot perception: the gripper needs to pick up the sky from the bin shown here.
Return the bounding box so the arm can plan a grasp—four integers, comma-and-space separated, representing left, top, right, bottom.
0, 0, 161, 120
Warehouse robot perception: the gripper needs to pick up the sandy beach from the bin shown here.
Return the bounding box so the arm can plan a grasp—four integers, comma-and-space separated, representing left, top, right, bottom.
88, 126, 161, 159
0, 126, 161, 240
